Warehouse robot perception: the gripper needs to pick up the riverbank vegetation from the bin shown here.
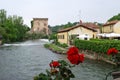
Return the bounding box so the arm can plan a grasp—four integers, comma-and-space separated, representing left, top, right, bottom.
108, 13, 120, 21
55, 42, 68, 48
25, 32, 49, 40
44, 43, 68, 54
0, 9, 30, 43
73, 39, 120, 62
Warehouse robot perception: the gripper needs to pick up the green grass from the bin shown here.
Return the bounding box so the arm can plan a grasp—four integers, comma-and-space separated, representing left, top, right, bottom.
44, 43, 67, 54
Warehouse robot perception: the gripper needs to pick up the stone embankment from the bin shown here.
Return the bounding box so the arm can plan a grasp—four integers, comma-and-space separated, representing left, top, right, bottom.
80, 50, 116, 65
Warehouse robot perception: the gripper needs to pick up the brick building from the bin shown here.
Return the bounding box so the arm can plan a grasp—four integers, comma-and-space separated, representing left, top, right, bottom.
31, 18, 49, 35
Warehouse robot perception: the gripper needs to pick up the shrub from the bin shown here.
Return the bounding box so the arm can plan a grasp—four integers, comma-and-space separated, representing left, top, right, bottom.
60, 43, 68, 48
73, 39, 120, 54
44, 44, 50, 48
55, 42, 68, 48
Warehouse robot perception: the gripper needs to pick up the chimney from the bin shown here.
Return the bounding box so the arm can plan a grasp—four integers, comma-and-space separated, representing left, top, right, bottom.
80, 20, 82, 24
94, 22, 98, 25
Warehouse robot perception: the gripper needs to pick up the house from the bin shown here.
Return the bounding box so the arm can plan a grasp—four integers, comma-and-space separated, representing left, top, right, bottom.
82, 22, 100, 34
102, 20, 120, 33
31, 18, 50, 35
100, 20, 120, 39
57, 22, 99, 45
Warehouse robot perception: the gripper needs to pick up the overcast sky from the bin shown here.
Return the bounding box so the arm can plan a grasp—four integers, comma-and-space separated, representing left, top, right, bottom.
0, 0, 120, 27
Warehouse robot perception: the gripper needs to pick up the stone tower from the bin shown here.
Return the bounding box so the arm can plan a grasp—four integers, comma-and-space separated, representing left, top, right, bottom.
31, 18, 49, 35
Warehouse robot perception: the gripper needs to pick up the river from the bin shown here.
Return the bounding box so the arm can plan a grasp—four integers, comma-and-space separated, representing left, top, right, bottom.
0, 39, 114, 80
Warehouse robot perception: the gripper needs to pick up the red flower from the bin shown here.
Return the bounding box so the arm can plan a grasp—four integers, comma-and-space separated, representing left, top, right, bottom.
49, 61, 60, 68
79, 54, 84, 63
67, 54, 84, 65
67, 46, 79, 56
107, 48, 118, 55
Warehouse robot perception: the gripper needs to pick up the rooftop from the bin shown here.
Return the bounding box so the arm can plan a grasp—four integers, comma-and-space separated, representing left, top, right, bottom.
103, 20, 119, 26
81, 23, 99, 29
33, 18, 48, 20
58, 23, 97, 33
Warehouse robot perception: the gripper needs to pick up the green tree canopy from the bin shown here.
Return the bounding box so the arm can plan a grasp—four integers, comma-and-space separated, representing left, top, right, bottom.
50, 22, 78, 33
108, 13, 120, 21
0, 9, 30, 43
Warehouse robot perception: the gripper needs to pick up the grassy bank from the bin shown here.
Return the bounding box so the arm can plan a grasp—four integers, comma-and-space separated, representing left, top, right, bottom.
44, 43, 67, 54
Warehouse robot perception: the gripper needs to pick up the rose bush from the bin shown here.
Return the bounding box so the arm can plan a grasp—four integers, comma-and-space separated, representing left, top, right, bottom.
107, 48, 120, 66
107, 48, 118, 55
49, 61, 60, 68
67, 46, 79, 56
67, 46, 84, 65
34, 46, 84, 80
105, 48, 120, 80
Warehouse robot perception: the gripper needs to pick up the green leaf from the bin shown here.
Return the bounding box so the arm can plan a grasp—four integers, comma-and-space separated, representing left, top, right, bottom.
58, 60, 69, 67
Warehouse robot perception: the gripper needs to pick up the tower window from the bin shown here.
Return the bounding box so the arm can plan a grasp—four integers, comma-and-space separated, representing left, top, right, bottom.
37, 22, 40, 26
44, 23, 47, 26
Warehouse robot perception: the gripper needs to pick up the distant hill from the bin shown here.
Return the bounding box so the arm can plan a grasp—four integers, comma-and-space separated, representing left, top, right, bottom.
49, 22, 78, 33
108, 13, 120, 21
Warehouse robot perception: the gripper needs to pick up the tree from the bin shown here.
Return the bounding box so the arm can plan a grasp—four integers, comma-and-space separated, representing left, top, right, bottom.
50, 22, 78, 33
0, 9, 6, 25
108, 13, 120, 21
0, 9, 30, 43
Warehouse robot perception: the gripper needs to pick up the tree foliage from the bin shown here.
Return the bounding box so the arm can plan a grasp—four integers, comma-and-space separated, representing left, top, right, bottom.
108, 13, 120, 21
50, 22, 78, 33
0, 9, 30, 43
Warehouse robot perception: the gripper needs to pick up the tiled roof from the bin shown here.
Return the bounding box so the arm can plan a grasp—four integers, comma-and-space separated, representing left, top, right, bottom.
82, 23, 99, 29
103, 20, 118, 26
58, 23, 97, 33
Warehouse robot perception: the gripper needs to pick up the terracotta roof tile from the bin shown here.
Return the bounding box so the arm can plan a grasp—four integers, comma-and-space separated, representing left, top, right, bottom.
103, 20, 118, 26
58, 24, 97, 33
81, 23, 99, 29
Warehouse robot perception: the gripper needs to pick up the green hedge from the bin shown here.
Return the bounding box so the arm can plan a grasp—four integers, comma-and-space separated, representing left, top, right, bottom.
73, 39, 120, 54
55, 42, 68, 48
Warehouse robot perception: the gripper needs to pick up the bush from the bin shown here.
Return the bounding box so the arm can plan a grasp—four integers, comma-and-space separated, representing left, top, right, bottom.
60, 43, 68, 48
55, 42, 68, 48
73, 39, 120, 54
44, 44, 64, 53
25, 32, 48, 40
44, 44, 50, 48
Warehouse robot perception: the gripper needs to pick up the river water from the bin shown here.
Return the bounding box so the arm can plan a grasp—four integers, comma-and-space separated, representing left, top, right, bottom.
0, 39, 114, 80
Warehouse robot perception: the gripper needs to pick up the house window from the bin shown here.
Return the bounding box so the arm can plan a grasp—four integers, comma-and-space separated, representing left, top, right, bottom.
110, 25, 112, 29
84, 38, 88, 40
70, 34, 79, 39
62, 35, 64, 39
110, 25, 113, 32
58, 35, 64, 39
37, 22, 40, 26
44, 23, 47, 26
93, 34, 94, 38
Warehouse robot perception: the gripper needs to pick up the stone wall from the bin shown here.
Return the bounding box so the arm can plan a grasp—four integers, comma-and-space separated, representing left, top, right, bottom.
31, 18, 49, 35
80, 49, 116, 65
